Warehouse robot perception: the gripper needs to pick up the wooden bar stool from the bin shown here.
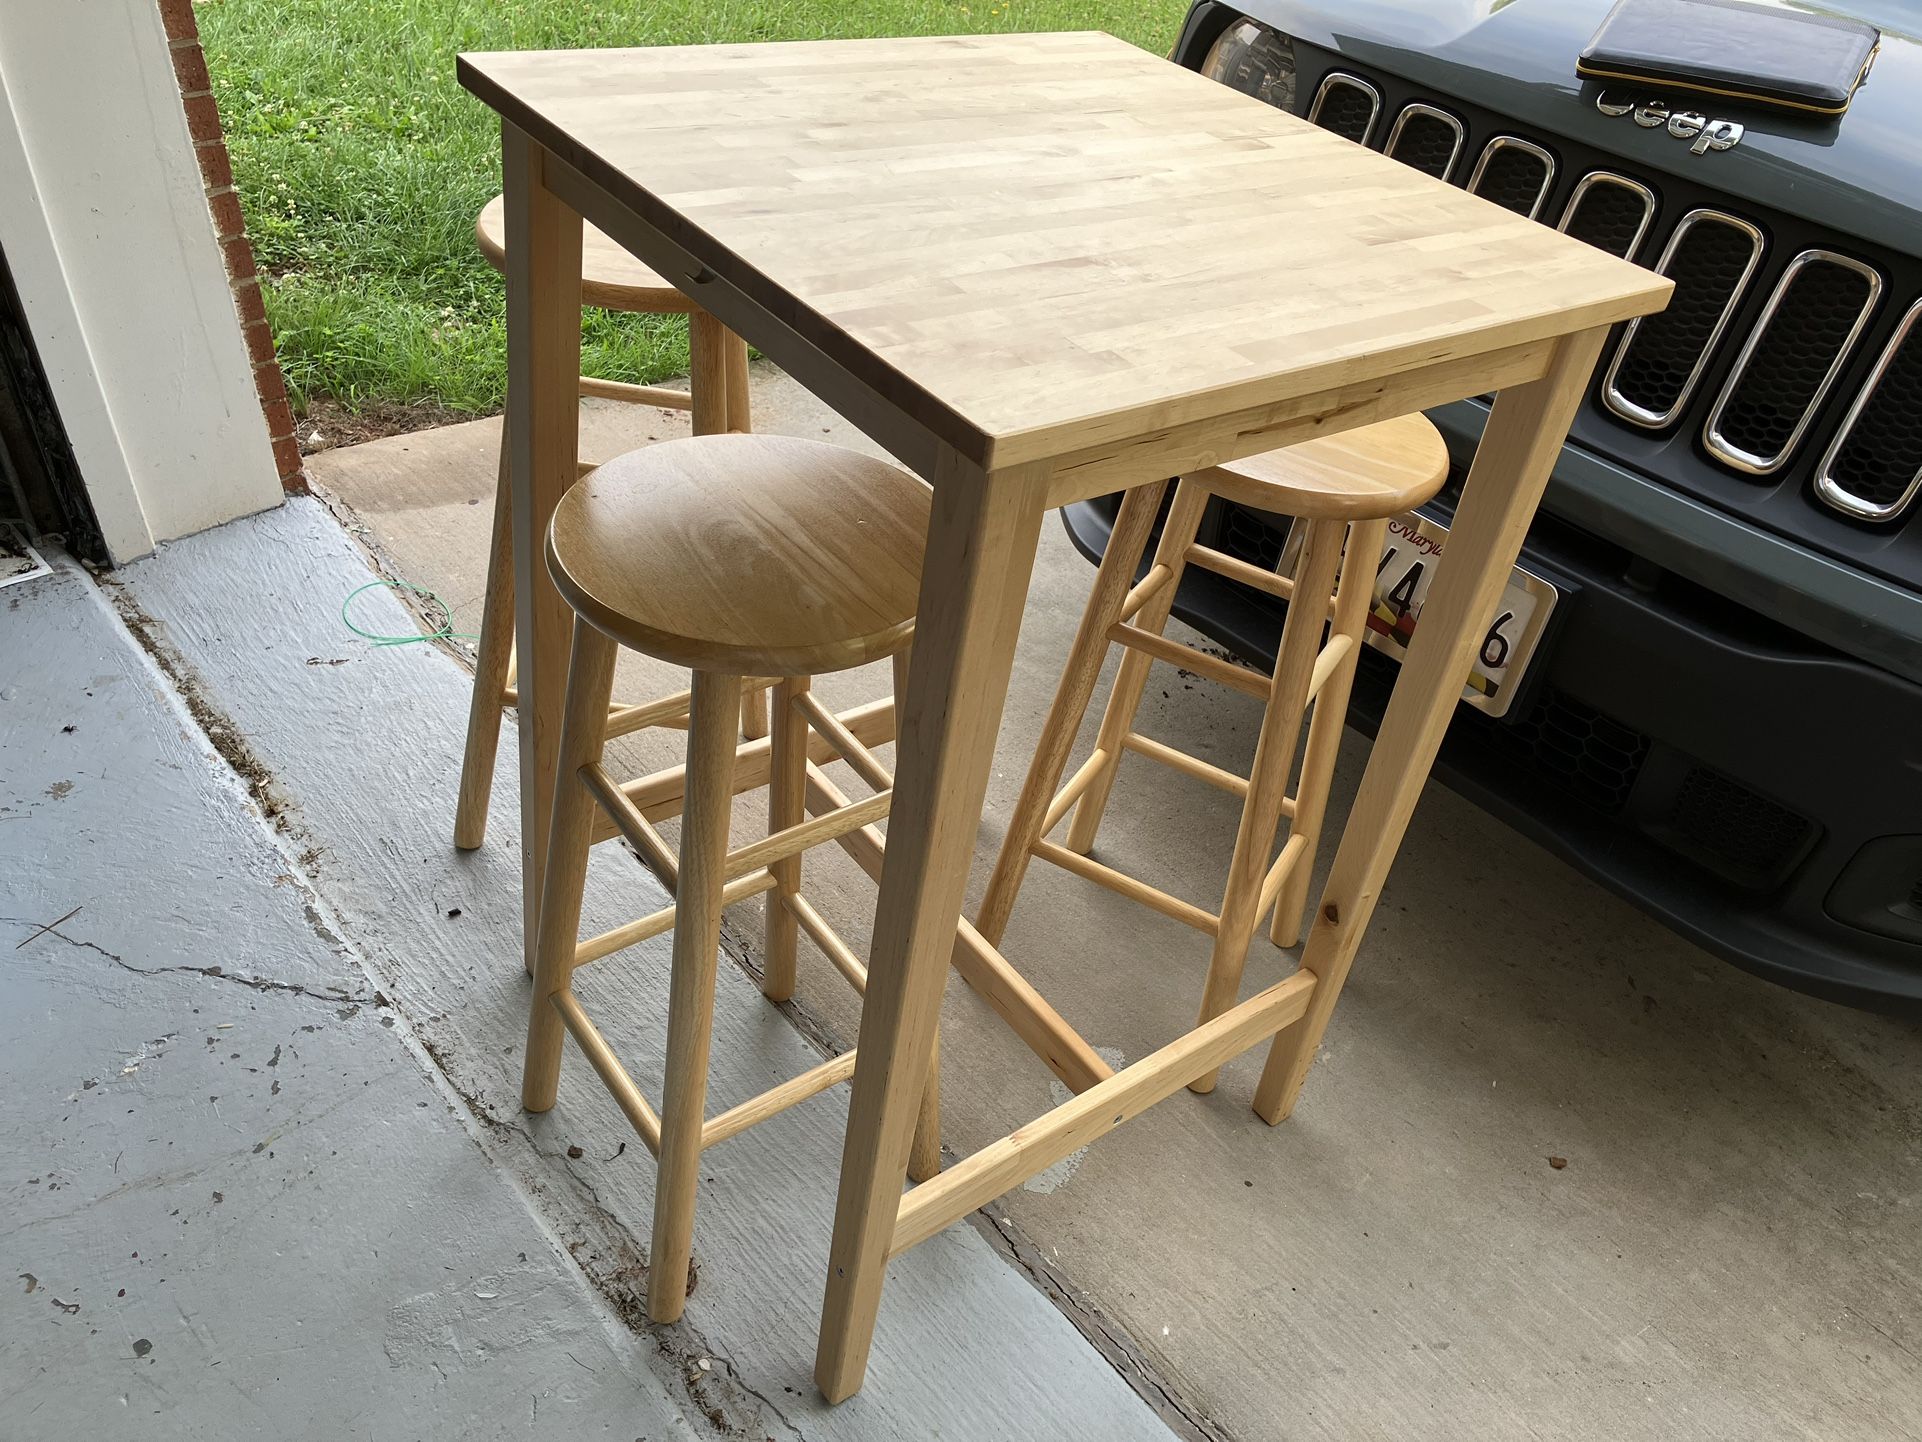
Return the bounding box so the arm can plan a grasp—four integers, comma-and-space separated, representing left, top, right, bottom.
523, 433, 942, 1323
977, 415, 1448, 1093
455, 196, 763, 851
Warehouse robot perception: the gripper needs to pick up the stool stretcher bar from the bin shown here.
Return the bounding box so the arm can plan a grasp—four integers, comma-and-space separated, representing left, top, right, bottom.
795, 691, 894, 793
1031, 839, 1220, 935
574, 868, 777, 966
803, 764, 1114, 1095
701, 1051, 859, 1149
593, 697, 896, 843
1119, 732, 1252, 799
1108, 622, 1270, 700
553, 990, 663, 1154
1118, 563, 1172, 621
890, 970, 1318, 1257
1041, 748, 1111, 833
584, 763, 681, 887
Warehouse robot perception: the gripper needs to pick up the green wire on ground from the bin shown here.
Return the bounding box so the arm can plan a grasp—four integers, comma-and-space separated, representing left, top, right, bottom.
341, 579, 480, 647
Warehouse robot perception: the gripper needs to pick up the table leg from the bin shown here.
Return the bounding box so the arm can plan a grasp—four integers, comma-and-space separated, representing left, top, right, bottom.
502, 126, 584, 975
1253, 326, 1610, 1123
815, 451, 1049, 1403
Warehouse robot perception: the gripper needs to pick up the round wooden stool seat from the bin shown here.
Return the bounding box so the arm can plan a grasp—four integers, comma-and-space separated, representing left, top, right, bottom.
1195, 413, 1449, 520
476, 195, 699, 315
547, 434, 929, 675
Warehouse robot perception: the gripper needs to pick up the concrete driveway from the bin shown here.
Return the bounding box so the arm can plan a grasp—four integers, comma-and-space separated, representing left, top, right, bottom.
300, 364, 1922, 1441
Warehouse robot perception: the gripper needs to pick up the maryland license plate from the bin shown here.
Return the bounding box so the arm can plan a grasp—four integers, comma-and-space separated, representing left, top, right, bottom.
1282, 512, 1557, 719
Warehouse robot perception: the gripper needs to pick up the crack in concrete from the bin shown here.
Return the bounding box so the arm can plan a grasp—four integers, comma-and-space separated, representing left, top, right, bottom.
4, 918, 376, 1006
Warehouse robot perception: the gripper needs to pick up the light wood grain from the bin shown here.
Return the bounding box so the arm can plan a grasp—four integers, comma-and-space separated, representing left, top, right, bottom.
647, 670, 741, 1323
522, 616, 617, 1111
459, 35, 1668, 474
503, 127, 584, 974
547, 434, 929, 674
974, 479, 1168, 947
890, 971, 1316, 1258
1254, 327, 1613, 1123
1195, 412, 1449, 520
815, 453, 1048, 1402
1190, 517, 1343, 1094
1271, 517, 1388, 948
478, 191, 697, 314
453, 438, 519, 850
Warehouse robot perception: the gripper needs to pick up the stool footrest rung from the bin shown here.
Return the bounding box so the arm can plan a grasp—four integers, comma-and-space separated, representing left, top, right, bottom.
577, 374, 694, 411
796, 691, 894, 794
701, 1050, 858, 1151
1107, 621, 1269, 700
1307, 633, 1354, 703
574, 867, 777, 966
785, 892, 869, 991
552, 990, 663, 1156
1121, 732, 1252, 800
725, 787, 892, 881
583, 763, 680, 889
1041, 747, 1111, 834
1184, 542, 1295, 601
1118, 563, 1173, 621
805, 763, 1113, 1096
890, 970, 1318, 1257
593, 697, 897, 843
1257, 833, 1309, 922
1031, 838, 1219, 935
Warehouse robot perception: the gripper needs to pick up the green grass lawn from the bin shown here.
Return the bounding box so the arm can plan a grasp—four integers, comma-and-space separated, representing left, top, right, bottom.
200, 0, 1188, 421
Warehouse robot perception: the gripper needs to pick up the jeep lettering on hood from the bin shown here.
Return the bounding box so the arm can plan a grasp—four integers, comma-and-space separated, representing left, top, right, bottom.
1594, 89, 1744, 154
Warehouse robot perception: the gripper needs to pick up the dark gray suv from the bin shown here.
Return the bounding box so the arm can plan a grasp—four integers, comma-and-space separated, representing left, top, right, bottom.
1063, 0, 1922, 1009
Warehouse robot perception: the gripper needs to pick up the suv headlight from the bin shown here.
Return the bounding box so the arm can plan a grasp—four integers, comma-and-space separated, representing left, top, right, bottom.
1199, 18, 1295, 111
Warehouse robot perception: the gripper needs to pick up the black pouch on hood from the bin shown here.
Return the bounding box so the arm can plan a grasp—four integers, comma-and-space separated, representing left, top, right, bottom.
1577, 0, 1880, 116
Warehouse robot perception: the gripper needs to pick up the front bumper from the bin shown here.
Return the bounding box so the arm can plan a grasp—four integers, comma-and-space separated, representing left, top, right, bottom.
1061, 413, 1922, 1011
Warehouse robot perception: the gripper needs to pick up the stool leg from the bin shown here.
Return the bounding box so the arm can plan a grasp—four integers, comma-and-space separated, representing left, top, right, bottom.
1064, 479, 1211, 855
763, 674, 808, 1002
1190, 519, 1345, 1095
454, 435, 518, 850
1270, 518, 1385, 949
723, 327, 752, 434
648, 670, 742, 1324
975, 479, 1170, 947
690, 312, 768, 743
523, 616, 620, 1112
890, 641, 944, 1185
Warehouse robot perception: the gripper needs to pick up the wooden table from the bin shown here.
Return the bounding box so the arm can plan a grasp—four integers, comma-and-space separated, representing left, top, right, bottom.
458, 31, 1669, 1401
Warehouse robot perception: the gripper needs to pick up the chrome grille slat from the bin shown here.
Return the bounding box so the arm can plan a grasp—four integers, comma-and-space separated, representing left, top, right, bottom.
1602, 209, 1765, 429
1557, 172, 1657, 262
1816, 299, 1922, 522
1704, 250, 1882, 476
1466, 136, 1556, 219
1306, 73, 1381, 146
1383, 102, 1464, 181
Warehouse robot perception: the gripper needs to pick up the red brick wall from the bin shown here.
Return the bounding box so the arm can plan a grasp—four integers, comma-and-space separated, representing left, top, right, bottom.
157, 0, 306, 493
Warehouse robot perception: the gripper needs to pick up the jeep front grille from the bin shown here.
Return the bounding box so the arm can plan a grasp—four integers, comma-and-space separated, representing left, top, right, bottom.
1817, 299, 1922, 520
1274, 50, 1922, 548
1467, 137, 1556, 219
1383, 103, 1464, 180
1557, 173, 1656, 262
1602, 210, 1764, 429
1705, 251, 1882, 475
1307, 73, 1379, 145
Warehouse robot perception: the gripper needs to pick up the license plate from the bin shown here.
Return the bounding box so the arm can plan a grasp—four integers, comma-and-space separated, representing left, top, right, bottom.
1280, 512, 1557, 719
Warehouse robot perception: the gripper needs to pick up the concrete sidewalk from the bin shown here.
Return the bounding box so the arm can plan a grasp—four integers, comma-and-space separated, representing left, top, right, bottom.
1, 564, 707, 1440
306, 363, 1922, 1442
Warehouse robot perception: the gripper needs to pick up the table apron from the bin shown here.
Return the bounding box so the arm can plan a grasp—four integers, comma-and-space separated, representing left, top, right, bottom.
1040, 337, 1556, 509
